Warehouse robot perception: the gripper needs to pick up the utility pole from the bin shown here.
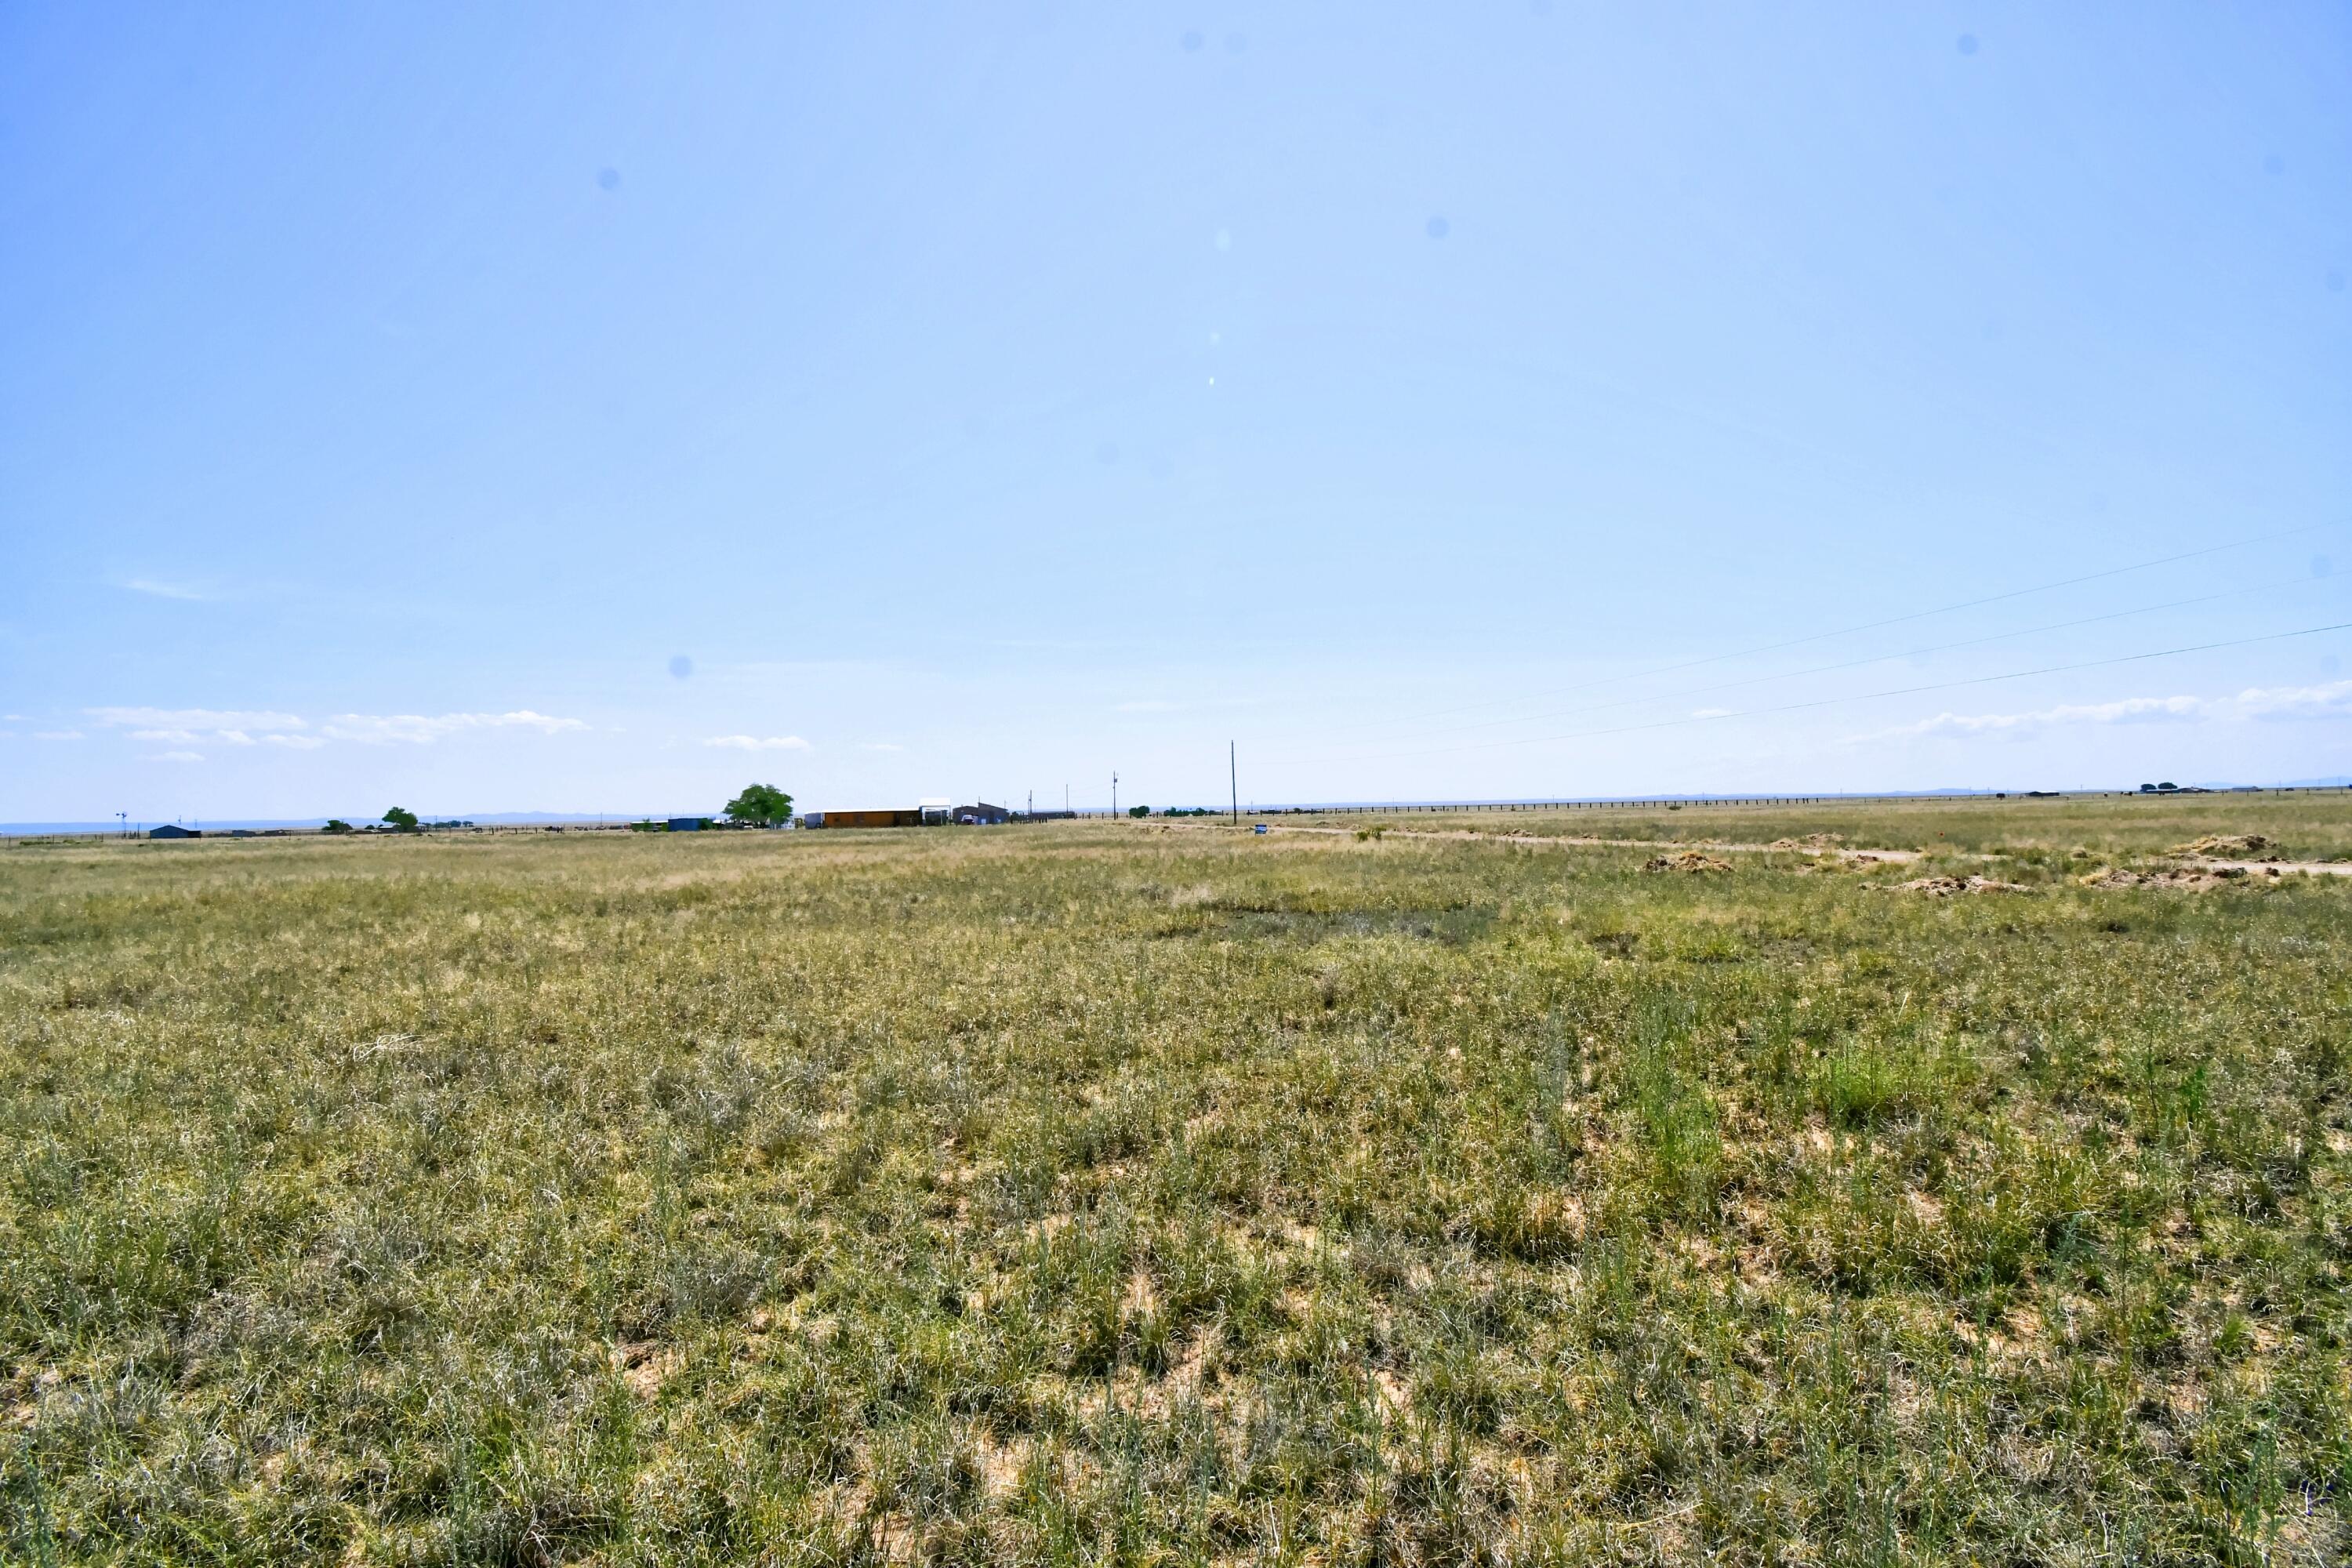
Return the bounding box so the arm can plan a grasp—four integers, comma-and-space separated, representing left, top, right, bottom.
117, 811, 126, 839
1229, 742, 1238, 826
1111, 771, 1118, 820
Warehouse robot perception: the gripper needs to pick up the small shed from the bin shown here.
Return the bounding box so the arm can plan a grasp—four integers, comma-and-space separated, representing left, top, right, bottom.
955, 801, 1012, 825
149, 824, 201, 839
667, 816, 707, 832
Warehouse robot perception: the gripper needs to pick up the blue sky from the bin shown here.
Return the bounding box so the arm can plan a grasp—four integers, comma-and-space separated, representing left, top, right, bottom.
3, 3, 2348, 823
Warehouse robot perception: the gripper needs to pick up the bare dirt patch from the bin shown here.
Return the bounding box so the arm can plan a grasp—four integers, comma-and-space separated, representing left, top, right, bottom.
2200, 859, 2350, 878
971, 1428, 1028, 1499
2080, 867, 2251, 891
1899, 875, 2027, 896
614, 1340, 682, 1400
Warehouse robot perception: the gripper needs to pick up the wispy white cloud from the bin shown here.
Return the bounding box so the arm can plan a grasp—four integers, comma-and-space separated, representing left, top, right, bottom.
322, 710, 589, 744
121, 579, 214, 601
96, 707, 303, 751
2228, 678, 2352, 720
92, 705, 587, 748
34, 730, 85, 741
83, 703, 592, 755
1867, 680, 2352, 742
705, 734, 812, 751
1875, 695, 2201, 740
89, 707, 306, 733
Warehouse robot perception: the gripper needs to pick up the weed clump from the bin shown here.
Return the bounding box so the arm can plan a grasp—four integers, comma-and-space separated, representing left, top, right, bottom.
1643, 850, 1732, 873
2172, 833, 2276, 858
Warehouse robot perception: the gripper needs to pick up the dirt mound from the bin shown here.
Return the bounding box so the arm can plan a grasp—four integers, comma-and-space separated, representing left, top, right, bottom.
1769, 833, 1847, 851
1900, 875, 2027, 896
1643, 851, 1732, 874
2172, 834, 2274, 858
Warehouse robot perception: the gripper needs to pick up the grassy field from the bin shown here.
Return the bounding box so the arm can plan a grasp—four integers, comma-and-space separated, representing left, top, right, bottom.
4, 798, 2350, 1564
1272, 789, 2352, 859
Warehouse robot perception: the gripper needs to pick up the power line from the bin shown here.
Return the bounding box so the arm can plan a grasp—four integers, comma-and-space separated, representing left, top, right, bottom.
1286, 523, 2325, 742
1319, 617, 2352, 764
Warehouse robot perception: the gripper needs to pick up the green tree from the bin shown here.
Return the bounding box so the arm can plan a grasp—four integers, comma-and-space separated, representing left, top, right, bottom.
322, 818, 352, 834
383, 807, 419, 831
1128, 804, 1150, 818
724, 783, 795, 826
